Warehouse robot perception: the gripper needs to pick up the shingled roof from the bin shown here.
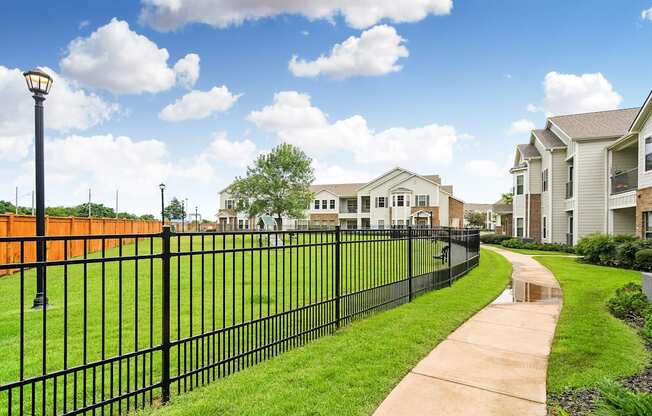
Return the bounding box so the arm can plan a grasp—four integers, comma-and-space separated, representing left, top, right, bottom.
549, 107, 640, 139
309, 183, 365, 197
517, 143, 541, 160
532, 128, 566, 149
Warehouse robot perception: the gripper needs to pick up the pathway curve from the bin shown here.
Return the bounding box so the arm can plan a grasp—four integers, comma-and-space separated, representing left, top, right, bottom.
373, 246, 562, 416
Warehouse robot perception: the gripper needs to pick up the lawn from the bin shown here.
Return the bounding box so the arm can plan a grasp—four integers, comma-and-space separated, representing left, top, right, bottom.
138, 248, 510, 416
535, 256, 650, 393
0, 231, 451, 414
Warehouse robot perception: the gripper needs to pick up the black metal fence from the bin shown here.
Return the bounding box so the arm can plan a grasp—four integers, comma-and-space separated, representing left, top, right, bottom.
0, 226, 479, 416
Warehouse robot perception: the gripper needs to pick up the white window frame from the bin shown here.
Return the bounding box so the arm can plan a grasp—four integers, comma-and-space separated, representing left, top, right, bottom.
415, 195, 429, 207
516, 175, 524, 195
645, 212, 652, 239
329, 199, 335, 210
375, 197, 386, 208
396, 195, 405, 207
516, 217, 524, 237
225, 199, 235, 209
646, 137, 652, 172
314, 200, 320, 210
321, 199, 327, 209
542, 169, 548, 192
377, 219, 384, 229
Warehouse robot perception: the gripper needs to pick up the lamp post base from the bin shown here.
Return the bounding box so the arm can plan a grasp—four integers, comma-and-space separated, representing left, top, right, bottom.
31, 293, 49, 309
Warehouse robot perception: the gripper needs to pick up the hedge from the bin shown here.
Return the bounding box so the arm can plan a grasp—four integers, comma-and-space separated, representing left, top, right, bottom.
576, 233, 652, 270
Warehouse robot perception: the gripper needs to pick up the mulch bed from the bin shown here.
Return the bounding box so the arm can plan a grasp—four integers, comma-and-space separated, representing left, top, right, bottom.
547, 318, 652, 415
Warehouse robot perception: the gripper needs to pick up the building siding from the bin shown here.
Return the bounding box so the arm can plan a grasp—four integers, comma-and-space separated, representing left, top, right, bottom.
576, 140, 610, 240
638, 113, 652, 189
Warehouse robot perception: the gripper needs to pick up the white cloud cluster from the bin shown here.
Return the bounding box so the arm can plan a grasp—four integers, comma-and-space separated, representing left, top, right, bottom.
0, 65, 118, 161
139, 0, 453, 30
60, 18, 200, 94
532, 71, 622, 116
507, 119, 535, 136
289, 25, 408, 79
642, 7, 652, 21
247, 91, 460, 165
159, 86, 240, 121
201, 132, 259, 168
174, 53, 200, 88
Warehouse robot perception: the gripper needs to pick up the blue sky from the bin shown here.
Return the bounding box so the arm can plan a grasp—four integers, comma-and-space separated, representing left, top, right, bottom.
1, 0, 651, 218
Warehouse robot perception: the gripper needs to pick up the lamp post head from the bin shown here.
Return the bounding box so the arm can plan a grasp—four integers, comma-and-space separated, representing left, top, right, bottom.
159, 183, 166, 191
23, 68, 53, 96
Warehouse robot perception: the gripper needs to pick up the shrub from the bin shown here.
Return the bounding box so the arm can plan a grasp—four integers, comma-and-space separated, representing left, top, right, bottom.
576, 233, 618, 264
635, 249, 652, 272
594, 381, 652, 416
640, 313, 652, 344
606, 283, 651, 321
499, 238, 574, 253
479, 233, 511, 245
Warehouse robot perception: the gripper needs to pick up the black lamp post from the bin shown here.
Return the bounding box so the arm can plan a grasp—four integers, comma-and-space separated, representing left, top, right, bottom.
181, 200, 185, 232
159, 183, 166, 229
24, 68, 53, 309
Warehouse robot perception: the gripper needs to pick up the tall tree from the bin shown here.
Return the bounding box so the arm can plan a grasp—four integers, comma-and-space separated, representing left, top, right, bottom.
465, 211, 486, 228
229, 143, 315, 228
500, 192, 513, 204
164, 197, 185, 220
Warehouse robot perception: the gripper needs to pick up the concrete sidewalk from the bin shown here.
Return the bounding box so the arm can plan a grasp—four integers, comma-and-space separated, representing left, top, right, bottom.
373, 246, 562, 416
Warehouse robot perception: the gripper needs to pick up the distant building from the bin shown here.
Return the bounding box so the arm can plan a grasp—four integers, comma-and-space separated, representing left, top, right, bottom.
464, 203, 500, 230
217, 167, 465, 230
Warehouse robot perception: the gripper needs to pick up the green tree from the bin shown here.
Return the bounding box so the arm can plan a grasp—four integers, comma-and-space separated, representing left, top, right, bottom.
229, 143, 315, 229
500, 192, 513, 204
139, 214, 155, 220
164, 197, 185, 220
465, 211, 486, 228
0, 200, 30, 215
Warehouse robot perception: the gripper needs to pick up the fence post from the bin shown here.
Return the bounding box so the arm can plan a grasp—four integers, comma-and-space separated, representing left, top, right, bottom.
334, 226, 341, 329
448, 227, 453, 286
407, 225, 413, 301
465, 229, 469, 272
161, 225, 172, 403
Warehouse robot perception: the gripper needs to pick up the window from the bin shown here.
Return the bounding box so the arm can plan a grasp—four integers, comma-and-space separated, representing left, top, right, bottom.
646, 138, 652, 172
406, 195, 410, 207
396, 195, 405, 207
397, 220, 404, 226
314, 200, 320, 209
225, 199, 234, 209
375, 197, 386, 208
329, 199, 335, 209
516, 217, 524, 237
322, 200, 327, 209
516, 175, 524, 195
377, 219, 384, 229
542, 169, 548, 192
238, 219, 244, 230
416, 195, 429, 207
392, 195, 396, 207
542, 216, 547, 239
645, 212, 652, 239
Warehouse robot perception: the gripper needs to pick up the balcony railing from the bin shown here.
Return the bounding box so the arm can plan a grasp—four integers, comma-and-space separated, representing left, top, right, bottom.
611, 168, 638, 195
565, 181, 573, 199
340, 206, 358, 214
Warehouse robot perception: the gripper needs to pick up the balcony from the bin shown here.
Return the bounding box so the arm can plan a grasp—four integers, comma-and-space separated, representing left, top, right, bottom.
611, 168, 638, 195
565, 182, 573, 199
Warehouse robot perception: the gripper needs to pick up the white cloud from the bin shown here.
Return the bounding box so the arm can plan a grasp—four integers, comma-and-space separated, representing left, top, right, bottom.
60, 18, 196, 94
301, 30, 310, 36
0, 65, 118, 161
642, 7, 652, 21
465, 160, 508, 179
507, 119, 535, 136
248, 90, 461, 166
312, 160, 374, 184
139, 0, 453, 31
159, 86, 240, 121
174, 53, 200, 88
535, 71, 622, 116
200, 132, 260, 168
526, 103, 539, 113
289, 25, 408, 79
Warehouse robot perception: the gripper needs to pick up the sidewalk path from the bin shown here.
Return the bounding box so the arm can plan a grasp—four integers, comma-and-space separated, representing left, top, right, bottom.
373, 246, 562, 416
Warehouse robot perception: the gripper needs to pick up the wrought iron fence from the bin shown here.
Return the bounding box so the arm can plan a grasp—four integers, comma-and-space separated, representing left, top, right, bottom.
0, 226, 479, 416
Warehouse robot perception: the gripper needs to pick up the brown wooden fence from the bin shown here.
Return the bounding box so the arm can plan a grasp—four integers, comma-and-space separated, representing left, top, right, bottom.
0, 214, 161, 276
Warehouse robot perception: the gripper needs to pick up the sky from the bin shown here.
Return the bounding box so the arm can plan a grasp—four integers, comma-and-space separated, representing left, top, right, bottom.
1, 0, 652, 219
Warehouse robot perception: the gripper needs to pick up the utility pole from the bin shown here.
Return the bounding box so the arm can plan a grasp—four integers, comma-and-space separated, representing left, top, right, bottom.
88, 188, 92, 217
181, 200, 185, 232
115, 189, 119, 218
15, 186, 18, 214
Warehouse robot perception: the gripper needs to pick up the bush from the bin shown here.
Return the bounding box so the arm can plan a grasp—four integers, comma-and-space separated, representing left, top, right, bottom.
641, 313, 652, 344
635, 249, 652, 272
499, 238, 575, 253
606, 283, 651, 321
479, 233, 511, 245
576, 233, 618, 264
595, 381, 652, 416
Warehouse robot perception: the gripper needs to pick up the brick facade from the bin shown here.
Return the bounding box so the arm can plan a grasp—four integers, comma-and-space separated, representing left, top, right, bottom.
449, 198, 464, 228
636, 188, 652, 238
410, 206, 440, 226
309, 213, 338, 222
528, 194, 541, 242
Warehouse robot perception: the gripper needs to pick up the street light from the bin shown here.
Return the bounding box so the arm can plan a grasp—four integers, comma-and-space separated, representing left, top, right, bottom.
23, 68, 53, 309
181, 200, 185, 232
159, 183, 166, 229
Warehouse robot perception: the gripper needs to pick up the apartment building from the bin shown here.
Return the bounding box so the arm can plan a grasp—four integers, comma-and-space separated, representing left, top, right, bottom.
463, 203, 501, 230
510, 98, 649, 244
217, 167, 465, 230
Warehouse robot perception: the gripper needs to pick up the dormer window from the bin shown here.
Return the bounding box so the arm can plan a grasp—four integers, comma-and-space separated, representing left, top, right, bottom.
225, 199, 234, 209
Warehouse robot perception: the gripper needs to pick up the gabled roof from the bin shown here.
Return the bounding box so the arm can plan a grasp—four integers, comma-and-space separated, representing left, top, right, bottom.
549, 107, 640, 139
492, 203, 512, 214
465, 203, 493, 212
629, 91, 652, 133
517, 143, 541, 160
532, 128, 566, 149
309, 183, 364, 197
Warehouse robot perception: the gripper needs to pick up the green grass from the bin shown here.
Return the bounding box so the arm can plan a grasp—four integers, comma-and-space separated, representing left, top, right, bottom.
536, 256, 650, 393
0, 233, 448, 414
139, 248, 510, 416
